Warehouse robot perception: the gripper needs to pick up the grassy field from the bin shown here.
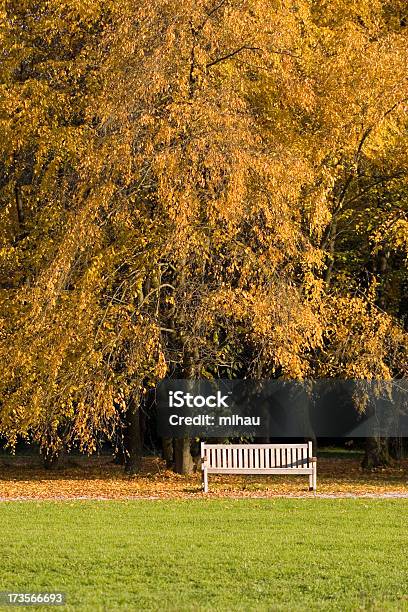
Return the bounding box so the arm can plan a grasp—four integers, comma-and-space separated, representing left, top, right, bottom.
1, 500, 408, 611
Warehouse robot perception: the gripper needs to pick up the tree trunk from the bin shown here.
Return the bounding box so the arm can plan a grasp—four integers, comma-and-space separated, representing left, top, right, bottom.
162, 437, 174, 468
389, 437, 403, 461
123, 395, 143, 475
15, 183, 25, 229
324, 217, 337, 286
362, 437, 391, 470
309, 433, 317, 455
174, 437, 194, 474
377, 249, 390, 309
171, 336, 196, 475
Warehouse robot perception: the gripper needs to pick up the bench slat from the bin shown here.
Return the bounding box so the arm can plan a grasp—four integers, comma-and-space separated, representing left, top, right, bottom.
254, 448, 259, 469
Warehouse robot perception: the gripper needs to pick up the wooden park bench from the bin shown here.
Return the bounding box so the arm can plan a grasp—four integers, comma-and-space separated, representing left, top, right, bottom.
201, 442, 317, 493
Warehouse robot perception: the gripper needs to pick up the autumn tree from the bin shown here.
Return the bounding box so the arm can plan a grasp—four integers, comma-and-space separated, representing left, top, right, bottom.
0, 0, 407, 472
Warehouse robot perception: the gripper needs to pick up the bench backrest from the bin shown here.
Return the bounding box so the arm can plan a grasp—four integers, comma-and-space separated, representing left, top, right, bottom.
201, 443, 312, 470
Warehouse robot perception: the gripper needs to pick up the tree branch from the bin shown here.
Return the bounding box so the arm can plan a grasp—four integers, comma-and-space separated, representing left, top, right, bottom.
196, 1, 228, 34
206, 45, 261, 69
206, 0, 228, 19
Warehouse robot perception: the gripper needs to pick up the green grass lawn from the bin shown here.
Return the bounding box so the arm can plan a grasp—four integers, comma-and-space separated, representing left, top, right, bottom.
1, 500, 408, 611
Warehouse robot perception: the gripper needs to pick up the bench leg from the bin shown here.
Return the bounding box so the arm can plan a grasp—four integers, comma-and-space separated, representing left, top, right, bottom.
309, 460, 317, 492
202, 467, 208, 493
